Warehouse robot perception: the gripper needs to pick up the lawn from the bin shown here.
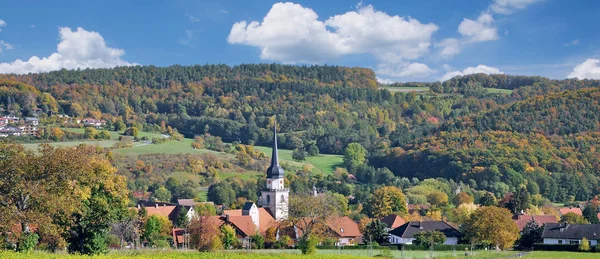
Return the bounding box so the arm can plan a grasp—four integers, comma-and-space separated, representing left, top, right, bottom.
253, 146, 343, 175
486, 88, 514, 94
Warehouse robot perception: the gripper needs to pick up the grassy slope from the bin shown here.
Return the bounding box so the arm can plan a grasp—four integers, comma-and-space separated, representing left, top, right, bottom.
379, 86, 514, 94
23, 128, 342, 175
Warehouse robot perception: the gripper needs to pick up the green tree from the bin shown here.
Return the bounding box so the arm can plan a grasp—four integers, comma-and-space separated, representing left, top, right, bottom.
307, 144, 320, 156
207, 182, 236, 207
114, 119, 126, 131
98, 130, 111, 140
343, 142, 367, 167
518, 220, 542, 248
251, 233, 265, 249
479, 192, 497, 206
83, 127, 98, 139
579, 237, 591, 251
362, 219, 389, 245
582, 203, 600, 224
292, 148, 306, 161
561, 212, 589, 224
153, 186, 172, 202
461, 206, 520, 250
427, 191, 449, 207
413, 230, 446, 249
507, 186, 531, 214
221, 225, 237, 249
124, 126, 139, 138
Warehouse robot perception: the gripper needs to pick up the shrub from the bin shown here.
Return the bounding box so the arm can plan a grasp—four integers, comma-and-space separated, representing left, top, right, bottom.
579, 237, 591, 251
298, 235, 318, 255
16, 232, 39, 253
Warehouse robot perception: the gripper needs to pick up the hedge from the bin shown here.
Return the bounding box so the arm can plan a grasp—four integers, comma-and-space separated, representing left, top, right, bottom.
317, 244, 470, 251
532, 244, 579, 251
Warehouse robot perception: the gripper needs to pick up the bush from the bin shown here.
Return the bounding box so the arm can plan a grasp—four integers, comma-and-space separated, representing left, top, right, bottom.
299, 235, 319, 255
16, 232, 39, 253
579, 238, 591, 251
532, 244, 579, 251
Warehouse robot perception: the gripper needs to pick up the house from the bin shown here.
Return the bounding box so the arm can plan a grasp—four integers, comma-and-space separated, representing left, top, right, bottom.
559, 207, 582, 216
25, 117, 39, 126
381, 214, 406, 231
388, 221, 462, 245
177, 199, 197, 207
542, 223, 600, 245
81, 118, 106, 128
222, 202, 277, 236
324, 216, 361, 246
137, 203, 196, 225
513, 214, 558, 231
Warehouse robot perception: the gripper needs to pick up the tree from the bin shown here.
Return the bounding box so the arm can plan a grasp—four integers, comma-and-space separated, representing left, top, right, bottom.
413, 230, 446, 248
84, 127, 98, 139
114, 119, 126, 131
518, 220, 542, 248
343, 142, 367, 167
0, 144, 127, 254
366, 186, 407, 218
124, 126, 139, 138
582, 203, 600, 224
362, 219, 389, 245
153, 186, 172, 202
506, 186, 531, 214
560, 212, 588, 224
50, 127, 65, 141
479, 192, 497, 206
251, 233, 265, 249
287, 195, 342, 254
221, 225, 237, 249
579, 237, 590, 251
207, 182, 236, 207
189, 215, 221, 252
427, 191, 449, 207
307, 144, 320, 156
454, 192, 474, 206
292, 148, 306, 161
461, 206, 520, 250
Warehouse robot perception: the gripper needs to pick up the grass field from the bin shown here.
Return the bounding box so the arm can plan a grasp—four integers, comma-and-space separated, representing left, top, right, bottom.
379, 86, 429, 92
2, 250, 596, 258
21, 128, 342, 175
487, 88, 514, 94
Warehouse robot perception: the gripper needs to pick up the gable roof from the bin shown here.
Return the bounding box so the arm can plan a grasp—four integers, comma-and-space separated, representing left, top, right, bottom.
327, 217, 361, 238
542, 223, 600, 240
514, 215, 558, 231
178, 199, 196, 207
226, 216, 257, 237
222, 207, 277, 235
381, 214, 406, 229
145, 205, 178, 222
389, 221, 461, 239
559, 207, 582, 216
242, 202, 256, 211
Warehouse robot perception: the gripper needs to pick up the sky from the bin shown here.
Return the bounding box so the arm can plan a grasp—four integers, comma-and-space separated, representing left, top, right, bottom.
0, 0, 599, 82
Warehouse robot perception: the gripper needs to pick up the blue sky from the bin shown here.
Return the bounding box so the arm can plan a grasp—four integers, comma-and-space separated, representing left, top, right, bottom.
0, 0, 599, 82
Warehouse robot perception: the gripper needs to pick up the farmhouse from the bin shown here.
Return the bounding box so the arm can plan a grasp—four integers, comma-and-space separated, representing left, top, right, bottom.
542, 223, 600, 245
388, 221, 462, 245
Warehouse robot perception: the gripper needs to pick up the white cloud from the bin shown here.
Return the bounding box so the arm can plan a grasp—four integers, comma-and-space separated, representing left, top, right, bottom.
435, 38, 461, 59
564, 39, 579, 47
567, 59, 600, 79
227, 2, 438, 66
490, 0, 541, 14
186, 14, 200, 23
0, 27, 133, 74
220, 9, 229, 14
179, 30, 195, 47
378, 62, 435, 78
377, 77, 395, 84
0, 19, 6, 32
458, 13, 498, 42
440, 64, 503, 81
0, 40, 13, 53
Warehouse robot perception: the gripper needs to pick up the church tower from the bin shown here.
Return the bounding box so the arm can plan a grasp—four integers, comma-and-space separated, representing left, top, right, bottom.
260, 121, 289, 220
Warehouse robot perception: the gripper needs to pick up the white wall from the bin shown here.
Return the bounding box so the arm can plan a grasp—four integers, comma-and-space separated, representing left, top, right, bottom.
388, 235, 458, 245
544, 238, 598, 246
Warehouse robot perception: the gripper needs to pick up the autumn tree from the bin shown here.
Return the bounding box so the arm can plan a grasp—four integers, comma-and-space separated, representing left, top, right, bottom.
287, 194, 342, 254
188, 215, 222, 251
124, 126, 139, 138
454, 192, 474, 206
479, 192, 497, 206
461, 206, 520, 250
427, 191, 449, 207
221, 224, 237, 249
366, 186, 407, 218
560, 212, 588, 224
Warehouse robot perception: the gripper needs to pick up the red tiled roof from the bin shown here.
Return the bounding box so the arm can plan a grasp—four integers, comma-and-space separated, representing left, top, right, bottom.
381, 214, 406, 229
559, 207, 582, 216
226, 216, 257, 237
327, 216, 361, 238
514, 215, 558, 231
145, 206, 178, 221
222, 207, 277, 235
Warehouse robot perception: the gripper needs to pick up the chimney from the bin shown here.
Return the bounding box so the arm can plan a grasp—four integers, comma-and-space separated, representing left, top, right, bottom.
418, 221, 423, 230
226, 214, 230, 222
137, 204, 140, 209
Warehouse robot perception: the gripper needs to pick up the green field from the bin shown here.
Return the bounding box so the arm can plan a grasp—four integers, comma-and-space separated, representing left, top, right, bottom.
21, 128, 342, 175
487, 88, 514, 94
1, 250, 596, 259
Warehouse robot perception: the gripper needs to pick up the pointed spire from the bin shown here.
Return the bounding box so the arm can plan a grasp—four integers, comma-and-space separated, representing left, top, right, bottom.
271, 121, 279, 167
266, 116, 284, 179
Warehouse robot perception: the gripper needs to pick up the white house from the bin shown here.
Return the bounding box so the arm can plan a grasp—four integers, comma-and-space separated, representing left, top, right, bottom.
542, 223, 600, 246
388, 221, 462, 245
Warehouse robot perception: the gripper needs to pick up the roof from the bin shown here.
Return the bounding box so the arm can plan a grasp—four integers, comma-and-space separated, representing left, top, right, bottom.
145, 205, 178, 222
172, 228, 186, 245
559, 207, 582, 216
178, 199, 196, 207
327, 217, 361, 238
266, 123, 284, 179
381, 214, 406, 229
514, 215, 558, 231
542, 223, 600, 240
389, 221, 462, 239
226, 216, 257, 237
242, 202, 256, 211
221, 207, 277, 235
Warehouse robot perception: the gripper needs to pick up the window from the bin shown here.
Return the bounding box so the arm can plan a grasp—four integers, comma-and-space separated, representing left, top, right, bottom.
570, 240, 580, 245
266, 195, 271, 205
558, 240, 563, 244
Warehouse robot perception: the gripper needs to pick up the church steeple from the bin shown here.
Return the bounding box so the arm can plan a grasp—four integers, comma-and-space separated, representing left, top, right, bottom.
266, 119, 284, 179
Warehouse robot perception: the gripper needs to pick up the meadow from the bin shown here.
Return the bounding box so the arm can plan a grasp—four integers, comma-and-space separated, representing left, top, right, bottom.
379, 86, 514, 94
1, 250, 596, 259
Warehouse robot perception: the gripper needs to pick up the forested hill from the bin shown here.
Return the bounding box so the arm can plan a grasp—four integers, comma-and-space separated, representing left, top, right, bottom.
447, 88, 600, 135
4, 64, 600, 202
13, 64, 378, 89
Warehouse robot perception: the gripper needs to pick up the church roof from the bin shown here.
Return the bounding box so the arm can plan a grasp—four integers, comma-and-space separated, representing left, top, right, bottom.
266, 122, 284, 179
242, 202, 255, 211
